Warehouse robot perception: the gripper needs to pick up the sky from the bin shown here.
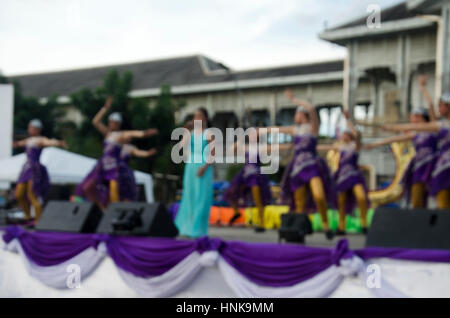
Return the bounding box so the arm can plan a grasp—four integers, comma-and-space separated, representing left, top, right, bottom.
0, 0, 403, 76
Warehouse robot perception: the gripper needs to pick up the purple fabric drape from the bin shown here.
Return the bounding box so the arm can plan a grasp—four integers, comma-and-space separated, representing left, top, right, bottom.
4, 226, 450, 288
105, 236, 224, 277
2, 226, 224, 278
219, 239, 354, 287
355, 247, 450, 263
105, 236, 198, 277
2, 226, 102, 267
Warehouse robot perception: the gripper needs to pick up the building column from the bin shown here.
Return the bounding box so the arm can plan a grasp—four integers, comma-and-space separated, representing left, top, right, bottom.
395, 34, 412, 119
368, 74, 380, 118
343, 41, 359, 118
269, 91, 276, 125
440, 2, 450, 94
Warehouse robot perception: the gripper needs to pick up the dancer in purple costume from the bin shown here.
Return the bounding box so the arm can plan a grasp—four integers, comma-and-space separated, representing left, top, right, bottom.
14, 119, 66, 221
74, 97, 158, 209
225, 130, 272, 232
269, 89, 334, 240
118, 143, 157, 201
379, 75, 450, 209
317, 110, 369, 235
366, 108, 436, 209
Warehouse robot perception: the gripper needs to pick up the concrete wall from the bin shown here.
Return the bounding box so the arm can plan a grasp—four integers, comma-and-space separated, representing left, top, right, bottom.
354, 29, 436, 70
175, 80, 374, 125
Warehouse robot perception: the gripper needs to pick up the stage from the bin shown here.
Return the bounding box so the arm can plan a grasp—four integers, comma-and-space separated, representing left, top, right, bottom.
208, 227, 366, 248
1, 226, 450, 298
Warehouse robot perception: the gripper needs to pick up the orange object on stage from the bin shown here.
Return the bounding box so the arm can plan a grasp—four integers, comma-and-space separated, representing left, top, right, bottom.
209, 206, 245, 226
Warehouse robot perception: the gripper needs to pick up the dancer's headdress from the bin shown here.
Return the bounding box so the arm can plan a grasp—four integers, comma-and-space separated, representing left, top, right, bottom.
441, 92, 450, 104
411, 108, 429, 117
296, 106, 308, 114
108, 112, 122, 123
342, 128, 352, 135
29, 119, 43, 129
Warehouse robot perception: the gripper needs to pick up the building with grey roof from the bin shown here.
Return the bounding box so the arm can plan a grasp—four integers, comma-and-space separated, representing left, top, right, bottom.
7, 0, 450, 185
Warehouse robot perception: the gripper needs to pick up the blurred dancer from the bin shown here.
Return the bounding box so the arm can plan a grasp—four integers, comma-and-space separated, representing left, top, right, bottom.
271, 89, 334, 240
74, 97, 157, 209
380, 89, 450, 209
118, 143, 157, 201
367, 109, 436, 209
317, 110, 369, 235
175, 108, 214, 238
14, 119, 66, 221
225, 131, 272, 232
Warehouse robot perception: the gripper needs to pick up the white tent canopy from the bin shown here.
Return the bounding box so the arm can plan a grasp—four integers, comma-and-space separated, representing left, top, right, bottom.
0, 147, 154, 203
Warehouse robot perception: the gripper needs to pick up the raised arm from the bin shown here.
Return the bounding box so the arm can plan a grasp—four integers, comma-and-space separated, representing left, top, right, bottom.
418, 75, 436, 122
258, 125, 295, 136
363, 133, 414, 150
382, 122, 440, 133
119, 128, 158, 143
285, 89, 319, 135
266, 143, 293, 151
342, 109, 358, 138
92, 96, 113, 135
38, 138, 67, 148
13, 139, 28, 149
131, 147, 157, 158
251, 142, 293, 153
317, 144, 340, 152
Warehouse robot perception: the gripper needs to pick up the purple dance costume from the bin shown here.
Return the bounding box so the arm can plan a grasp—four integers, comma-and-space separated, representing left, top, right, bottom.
334, 142, 369, 214
74, 132, 122, 206
403, 132, 437, 202
430, 120, 450, 196
17, 137, 50, 200
224, 150, 272, 207
280, 124, 335, 212
118, 144, 138, 201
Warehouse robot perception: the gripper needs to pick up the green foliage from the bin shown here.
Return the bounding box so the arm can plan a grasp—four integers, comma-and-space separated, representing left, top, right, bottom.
0, 75, 8, 84
11, 80, 65, 138
68, 70, 180, 175
9, 67, 183, 176
149, 85, 176, 150
134, 84, 180, 175
225, 164, 245, 181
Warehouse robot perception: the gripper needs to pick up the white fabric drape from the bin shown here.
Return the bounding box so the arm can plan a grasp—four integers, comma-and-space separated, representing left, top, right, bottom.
0, 235, 443, 298
116, 251, 218, 297
3, 239, 106, 289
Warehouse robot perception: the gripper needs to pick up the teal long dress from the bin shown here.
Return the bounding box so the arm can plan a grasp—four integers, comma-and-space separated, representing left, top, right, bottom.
175, 131, 214, 238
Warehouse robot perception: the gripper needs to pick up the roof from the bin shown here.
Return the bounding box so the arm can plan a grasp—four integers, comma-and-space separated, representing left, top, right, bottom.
407, 0, 446, 13
8, 55, 343, 99
320, 1, 436, 44
330, 2, 415, 31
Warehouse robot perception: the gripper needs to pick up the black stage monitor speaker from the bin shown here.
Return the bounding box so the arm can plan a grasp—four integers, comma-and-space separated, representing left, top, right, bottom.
366, 207, 450, 250
278, 213, 313, 243
36, 201, 102, 233
96, 202, 179, 237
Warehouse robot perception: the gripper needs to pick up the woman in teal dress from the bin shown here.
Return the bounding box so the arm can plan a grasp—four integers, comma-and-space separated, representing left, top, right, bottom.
175, 108, 214, 238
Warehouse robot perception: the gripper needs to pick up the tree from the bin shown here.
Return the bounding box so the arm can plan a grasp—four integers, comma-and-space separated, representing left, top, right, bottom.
66, 69, 136, 158
130, 84, 182, 175
68, 70, 181, 175
7, 79, 66, 140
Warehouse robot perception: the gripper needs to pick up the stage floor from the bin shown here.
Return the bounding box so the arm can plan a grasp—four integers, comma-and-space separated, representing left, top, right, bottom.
208, 226, 367, 249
